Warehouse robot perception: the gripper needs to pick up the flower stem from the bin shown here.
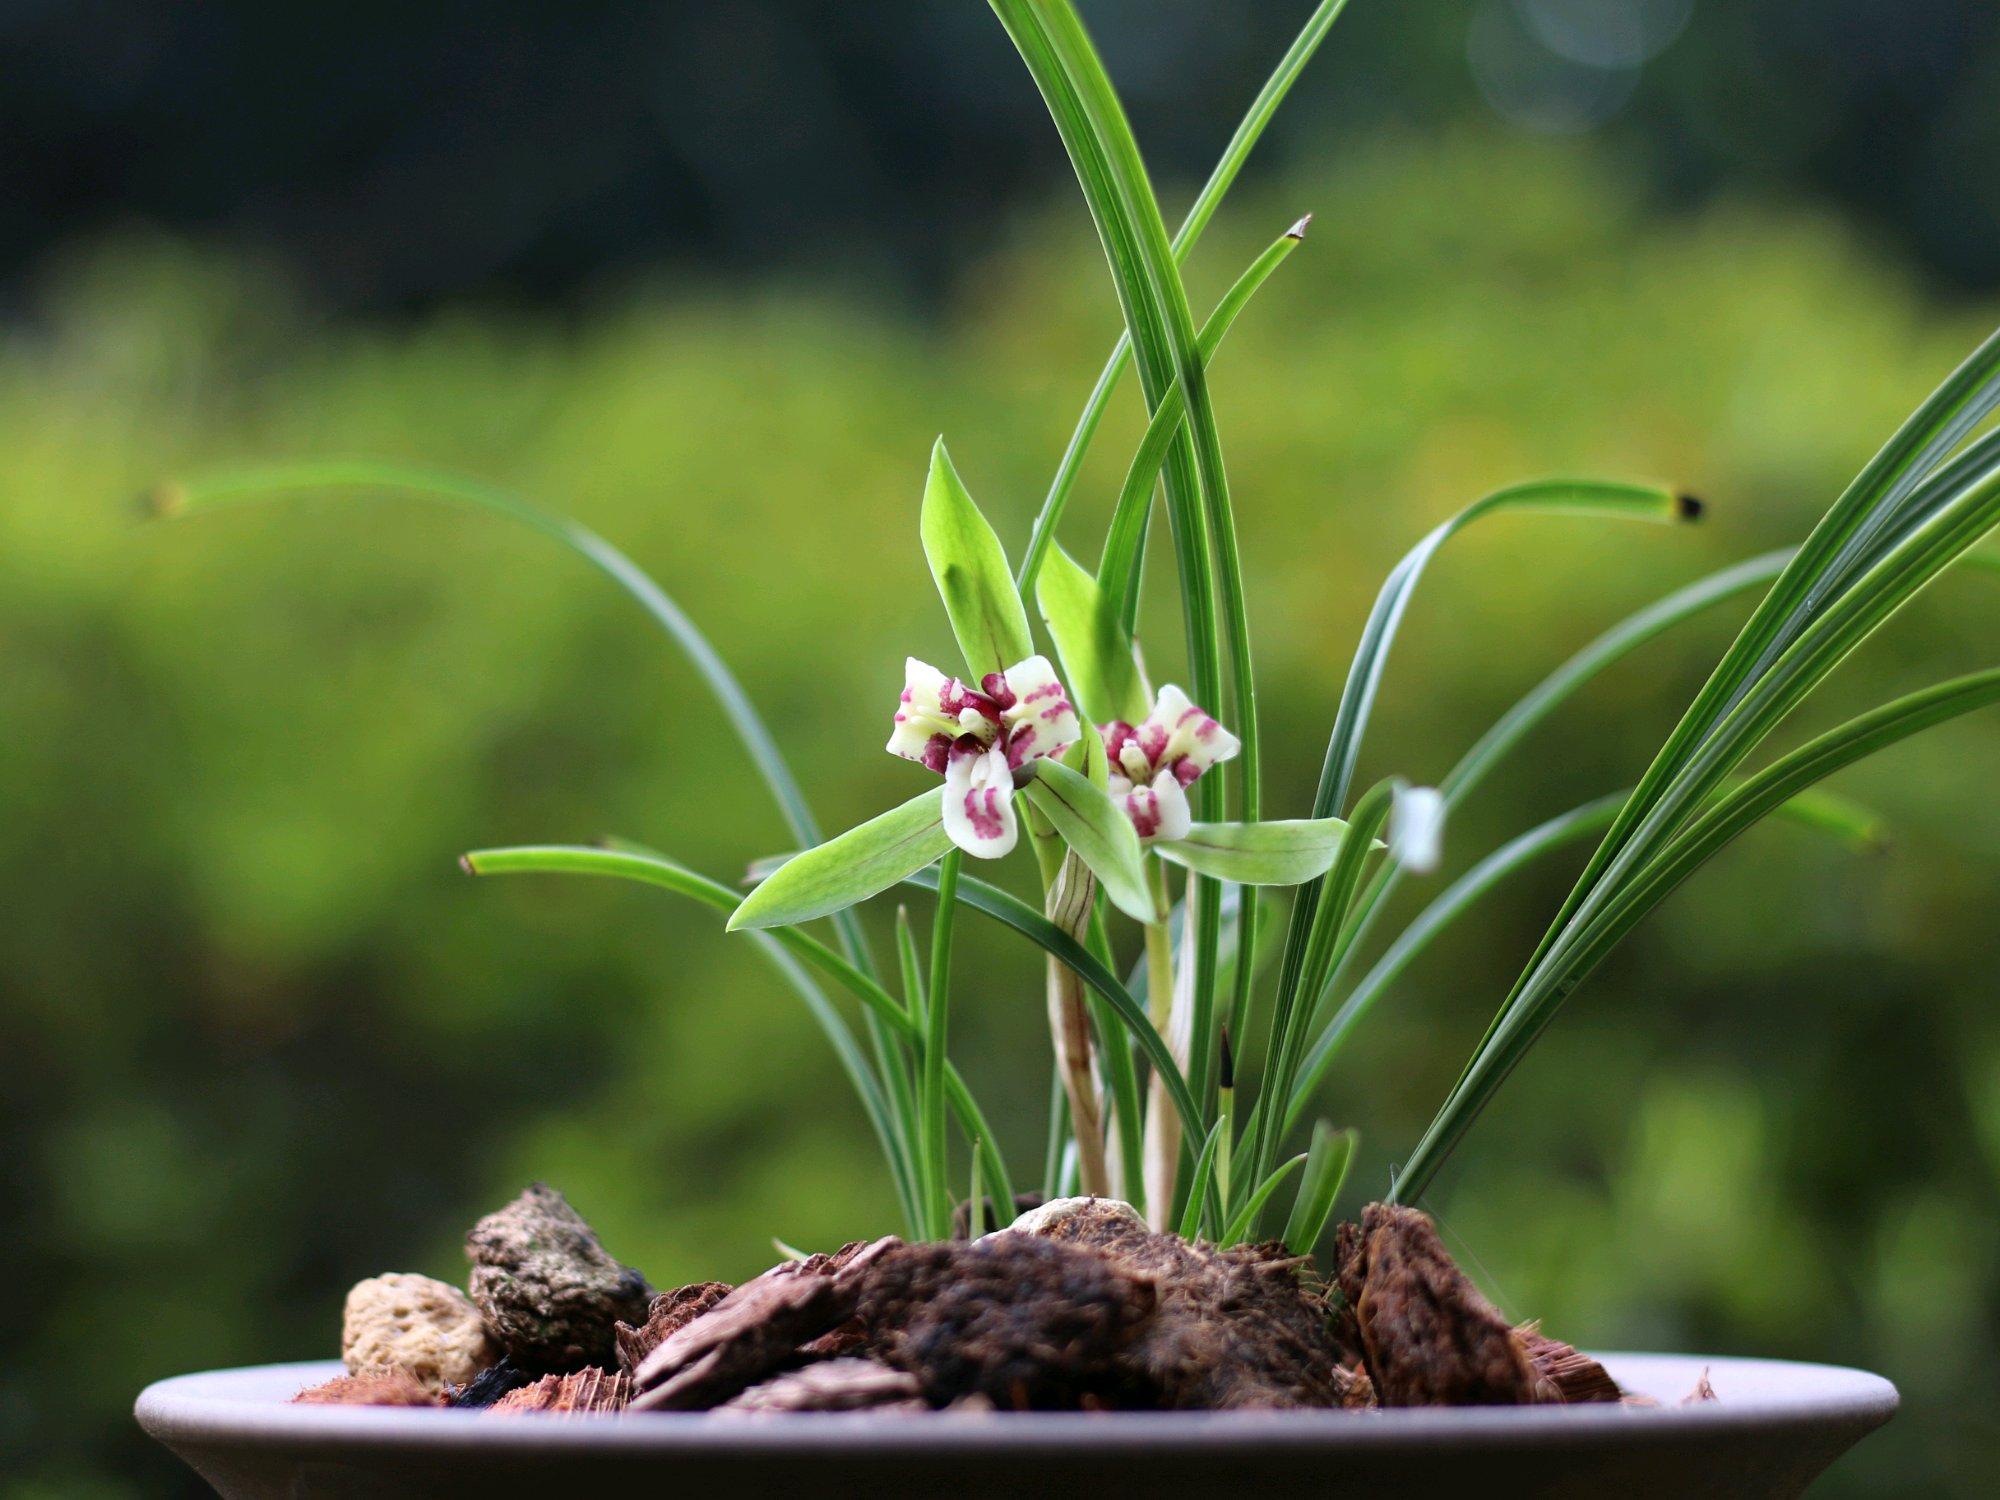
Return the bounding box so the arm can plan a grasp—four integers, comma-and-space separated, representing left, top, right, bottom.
1046, 850, 1112, 1198
923, 848, 963, 1239
1141, 860, 1183, 1227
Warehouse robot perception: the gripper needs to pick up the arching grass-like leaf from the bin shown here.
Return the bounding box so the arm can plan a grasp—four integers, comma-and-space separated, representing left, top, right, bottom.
1096, 218, 1309, 628
464, 842, 1014, 1213
1399, 663, 2000, 1200
151, 460, 878, 975
1253, 778, 1396, 1188
922, 438, 1034, 680
729, 790, 950, 931
1320, 551, 1791, 1008
1013, 0, 1352, 595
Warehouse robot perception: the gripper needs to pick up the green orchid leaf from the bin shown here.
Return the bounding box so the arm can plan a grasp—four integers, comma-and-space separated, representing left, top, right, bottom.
1155, 817, 1361, 886
1177, 1119, 1229, 1241
729, 788, 951, 930
1036, 543, 1149, 725
1024, 758, 1155, 923
1225, 1152, 1307, 1245
921, 438, 1034, 679
1280, 1123, 1356, 1255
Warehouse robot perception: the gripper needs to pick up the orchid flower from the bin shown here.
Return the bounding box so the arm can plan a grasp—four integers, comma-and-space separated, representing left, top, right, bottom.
1101, 685, 1241, 843
887, 654, 1080, 858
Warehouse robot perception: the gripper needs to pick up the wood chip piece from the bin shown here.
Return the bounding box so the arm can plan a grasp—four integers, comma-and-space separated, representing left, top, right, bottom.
614, 1282, 732, 1376
1334, 1204, 1539, 1408
489, 1367, 632, 1416
717, 1358, 927, 1415
1517, 1324, 1624, 1404
630, 1238, 900, 1412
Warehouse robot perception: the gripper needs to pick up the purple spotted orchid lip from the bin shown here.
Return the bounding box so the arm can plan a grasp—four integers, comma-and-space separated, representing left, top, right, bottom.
1102, 685, 1241, 842
887, 655, 1080, 858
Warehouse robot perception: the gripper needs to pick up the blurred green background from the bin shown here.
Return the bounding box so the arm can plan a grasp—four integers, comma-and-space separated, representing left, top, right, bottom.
4, 5, 1999, 1497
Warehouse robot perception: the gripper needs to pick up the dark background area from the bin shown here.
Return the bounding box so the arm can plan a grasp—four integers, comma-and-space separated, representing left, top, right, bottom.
4, 4, 1999, 1497
4, 0, 1998, 317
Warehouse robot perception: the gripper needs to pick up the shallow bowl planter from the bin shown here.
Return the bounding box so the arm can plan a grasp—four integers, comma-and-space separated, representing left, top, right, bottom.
138, 1352, 1893, 1499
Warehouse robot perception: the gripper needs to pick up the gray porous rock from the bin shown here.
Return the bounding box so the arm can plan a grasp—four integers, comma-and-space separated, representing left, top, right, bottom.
465, 1183, 652, 1373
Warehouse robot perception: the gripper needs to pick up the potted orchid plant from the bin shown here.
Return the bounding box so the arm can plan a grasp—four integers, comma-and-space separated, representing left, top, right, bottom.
136, 0, 1997, 1493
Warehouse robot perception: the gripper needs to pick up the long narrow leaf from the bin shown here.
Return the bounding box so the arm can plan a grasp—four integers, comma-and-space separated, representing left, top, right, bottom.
1398, 665, 2000, 1199
1176, 1119, 1228, 1241
1013, 0, 1352, 593
469, 842, 1015, 1217
1097, 218, 1309, 626
1266, 479, 1699, 1164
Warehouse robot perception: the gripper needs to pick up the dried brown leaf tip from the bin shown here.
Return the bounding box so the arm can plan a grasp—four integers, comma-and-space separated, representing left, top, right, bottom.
1518, 1324, 1623, 1405
292, 1371, 441, 1408
614, 1281, 733, 1376
629, 1238, 899, 1412
1334, 1203, 1537, 1408
718, 1358, 927, 1416
489, 1367, 632, 1417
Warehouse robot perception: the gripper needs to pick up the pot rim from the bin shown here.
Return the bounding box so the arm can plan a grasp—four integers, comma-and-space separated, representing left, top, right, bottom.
136, 1352, 1898, 1455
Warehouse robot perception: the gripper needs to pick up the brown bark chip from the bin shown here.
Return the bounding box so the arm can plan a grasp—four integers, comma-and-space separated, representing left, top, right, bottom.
1024, 1199, 1361, 1410
489, 1367, 632, 1416
718, 1358, 928, 1415
629, 1238, 899, 1412
614, 1281, 732, 1376
854, 1233, 1159, 1410
1333, 1204, 1538, 1408
292, 1371, 441, 1408
1518, 1325, 1624, 1404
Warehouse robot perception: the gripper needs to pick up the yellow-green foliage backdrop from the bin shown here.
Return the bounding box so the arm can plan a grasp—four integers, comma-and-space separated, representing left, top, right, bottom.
5, 137, 1997, 1496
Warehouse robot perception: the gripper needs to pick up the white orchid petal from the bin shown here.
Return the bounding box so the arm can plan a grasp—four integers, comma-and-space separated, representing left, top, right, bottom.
889, 657, 996, 770
998, 653, 1080, 767
1121, 770, 1191, 843
942, 741, 1018, 859
1389, 784, 1446, 875
1150, 770, 1192, 842
1148, 682, 1239, 781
